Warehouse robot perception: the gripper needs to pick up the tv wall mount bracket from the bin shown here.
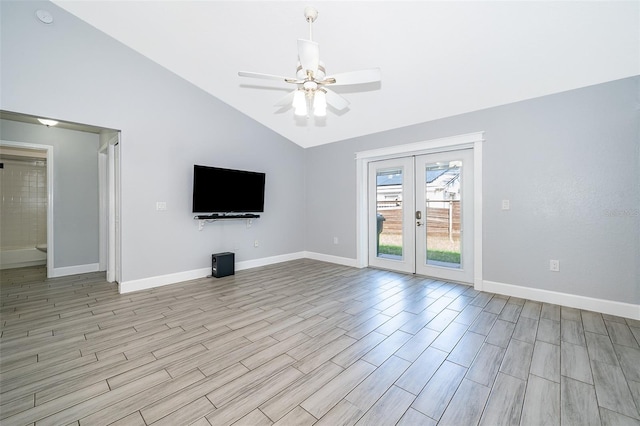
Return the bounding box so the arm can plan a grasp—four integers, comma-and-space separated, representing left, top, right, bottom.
194, 214, 260, 231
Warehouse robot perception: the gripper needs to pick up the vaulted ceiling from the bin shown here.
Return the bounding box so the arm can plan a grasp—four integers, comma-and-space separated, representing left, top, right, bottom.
52, 1, 639, 148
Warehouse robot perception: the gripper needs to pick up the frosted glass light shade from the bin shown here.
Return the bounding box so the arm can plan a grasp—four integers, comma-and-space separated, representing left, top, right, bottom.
313, 91, 326, 117
293, 90, 307, 116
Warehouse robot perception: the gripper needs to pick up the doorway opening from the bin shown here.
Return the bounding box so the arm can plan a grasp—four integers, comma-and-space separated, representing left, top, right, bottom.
0, 144, 52, 275
0, 111, 121, 282
356, 132, 484, 288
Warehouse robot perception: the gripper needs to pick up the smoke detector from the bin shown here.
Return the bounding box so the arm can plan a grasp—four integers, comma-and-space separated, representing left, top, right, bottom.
35, 9, 54, 24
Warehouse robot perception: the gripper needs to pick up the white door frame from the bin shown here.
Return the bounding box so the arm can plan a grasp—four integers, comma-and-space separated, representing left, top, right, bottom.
98, 132, 121, 283
113, 137, 121, 284
0, 140, 55, 278
355, 131, 485, 290
98, 148, 108, 272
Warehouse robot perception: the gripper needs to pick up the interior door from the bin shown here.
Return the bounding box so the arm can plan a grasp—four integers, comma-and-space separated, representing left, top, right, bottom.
415, 149, 474, 283
368, 157, 415, 273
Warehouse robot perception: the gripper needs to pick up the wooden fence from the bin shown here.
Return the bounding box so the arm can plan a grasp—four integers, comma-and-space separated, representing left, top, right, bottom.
378, 201, 460, 238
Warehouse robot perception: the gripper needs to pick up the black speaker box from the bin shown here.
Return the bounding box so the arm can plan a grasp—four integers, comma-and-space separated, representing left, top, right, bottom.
212, 252, 234, 278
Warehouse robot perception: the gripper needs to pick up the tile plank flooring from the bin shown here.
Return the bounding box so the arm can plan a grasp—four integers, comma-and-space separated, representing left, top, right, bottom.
1, 260, 639, 425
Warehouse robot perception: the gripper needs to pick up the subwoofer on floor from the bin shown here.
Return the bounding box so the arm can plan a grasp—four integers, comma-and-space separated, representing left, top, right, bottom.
211, 252, 234, 278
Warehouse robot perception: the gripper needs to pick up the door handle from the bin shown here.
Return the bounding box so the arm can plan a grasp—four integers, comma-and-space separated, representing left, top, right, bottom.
416, 221, 423, 227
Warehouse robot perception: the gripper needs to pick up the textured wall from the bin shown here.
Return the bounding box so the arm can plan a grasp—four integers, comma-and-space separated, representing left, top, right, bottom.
305, 77, 640, 304
1, 1, 306, 282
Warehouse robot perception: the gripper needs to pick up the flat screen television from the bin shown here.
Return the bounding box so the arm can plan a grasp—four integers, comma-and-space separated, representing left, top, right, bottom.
192, 165, 265, 213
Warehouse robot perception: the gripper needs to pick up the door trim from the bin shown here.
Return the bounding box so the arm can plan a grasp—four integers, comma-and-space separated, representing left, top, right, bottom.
355, 131, 484, 290
98, 133, 121, 283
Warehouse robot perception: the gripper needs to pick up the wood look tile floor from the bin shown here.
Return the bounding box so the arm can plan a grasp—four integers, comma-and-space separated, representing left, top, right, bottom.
1, 260, 639, 425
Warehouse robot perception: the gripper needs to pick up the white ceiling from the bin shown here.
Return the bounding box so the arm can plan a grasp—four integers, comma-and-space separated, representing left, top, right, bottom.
52, 1, 639, 148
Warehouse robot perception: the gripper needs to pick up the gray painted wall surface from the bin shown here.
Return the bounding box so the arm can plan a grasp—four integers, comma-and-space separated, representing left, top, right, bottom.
2, 1, 637, 306
305, 77, 639, 304
1, 1, 305, 282
0, 120, 100, 268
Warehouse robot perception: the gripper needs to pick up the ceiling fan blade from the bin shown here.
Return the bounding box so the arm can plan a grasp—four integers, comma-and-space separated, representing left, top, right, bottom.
325, 68, 381, 86
324, 88, 350, 111
238, 71, 297, 83
297, 39, 319, 76
274, 90, 296, 107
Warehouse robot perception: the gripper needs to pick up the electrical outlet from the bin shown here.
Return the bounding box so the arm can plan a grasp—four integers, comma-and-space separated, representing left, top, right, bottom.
254, 240, 259, 248
501, 200, 510, 210
333, 237, 339, 245
550, 259, 560, 272
156, 201, 167, 211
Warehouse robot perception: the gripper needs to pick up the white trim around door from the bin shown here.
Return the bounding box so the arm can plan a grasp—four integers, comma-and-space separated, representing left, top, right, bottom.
355, 131, 485, 290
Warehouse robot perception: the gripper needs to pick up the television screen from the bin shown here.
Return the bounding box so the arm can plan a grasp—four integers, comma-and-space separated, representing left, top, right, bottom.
192, 165, 265, 213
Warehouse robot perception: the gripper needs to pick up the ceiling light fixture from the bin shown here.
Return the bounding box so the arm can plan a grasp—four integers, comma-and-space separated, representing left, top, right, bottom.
37, 118, 58, 127
238, 6, 381, 119
293, 90, 307, 116
313, 90, 327, 117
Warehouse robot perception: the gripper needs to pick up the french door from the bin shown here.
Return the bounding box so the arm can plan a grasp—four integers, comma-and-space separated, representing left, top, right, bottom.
368, 149, 474, 283
368, 157, 415, 273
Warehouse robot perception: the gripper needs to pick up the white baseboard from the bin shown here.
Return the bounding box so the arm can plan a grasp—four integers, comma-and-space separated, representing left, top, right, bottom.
119, 252, 308, 294
483, 280, 640, 320
236, 252, 306, 271
118, 255, 639, 321
119, 267, 210, 294
52, 263, 100, 278
119, 251, 359, 294
304, 251, 360, 268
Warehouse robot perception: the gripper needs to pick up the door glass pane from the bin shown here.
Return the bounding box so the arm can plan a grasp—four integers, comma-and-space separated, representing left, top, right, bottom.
376, 168, 403, 260
424, 160, 462, 268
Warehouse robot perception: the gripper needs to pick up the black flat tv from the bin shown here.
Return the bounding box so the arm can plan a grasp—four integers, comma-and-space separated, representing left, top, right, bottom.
192, 165, 265, 213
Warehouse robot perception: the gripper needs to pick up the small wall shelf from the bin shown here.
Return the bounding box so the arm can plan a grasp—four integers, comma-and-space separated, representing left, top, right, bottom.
195, 214, 260, 230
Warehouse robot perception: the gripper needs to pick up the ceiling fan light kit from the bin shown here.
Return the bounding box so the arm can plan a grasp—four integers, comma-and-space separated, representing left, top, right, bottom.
239, 6, 381, 120
313, 90, 327, 117
293, 90, 306, 116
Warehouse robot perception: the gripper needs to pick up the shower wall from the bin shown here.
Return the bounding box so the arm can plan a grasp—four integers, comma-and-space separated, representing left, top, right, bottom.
0, 157, 47, 268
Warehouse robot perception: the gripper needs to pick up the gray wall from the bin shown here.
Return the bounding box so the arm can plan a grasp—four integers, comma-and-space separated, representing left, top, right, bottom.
305, 76, 639, 304
0, 120, 100, 268
1, 1, 306, 282
3, 1, 637, 306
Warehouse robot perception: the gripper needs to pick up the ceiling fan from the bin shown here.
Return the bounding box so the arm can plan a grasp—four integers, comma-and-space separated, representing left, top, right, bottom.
238, 6, 381, 118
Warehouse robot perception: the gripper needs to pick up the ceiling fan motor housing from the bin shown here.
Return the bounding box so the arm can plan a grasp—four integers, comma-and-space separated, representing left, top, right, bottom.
304, 6, 318, 23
